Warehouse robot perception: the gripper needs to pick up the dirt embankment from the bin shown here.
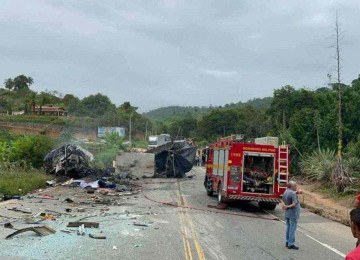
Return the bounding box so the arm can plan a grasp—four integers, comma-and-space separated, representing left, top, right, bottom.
297, 181, 353, 226
0, 121, 98, 140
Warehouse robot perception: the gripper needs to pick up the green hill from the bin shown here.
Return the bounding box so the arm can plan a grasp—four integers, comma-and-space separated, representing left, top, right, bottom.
143, 97, 272, 121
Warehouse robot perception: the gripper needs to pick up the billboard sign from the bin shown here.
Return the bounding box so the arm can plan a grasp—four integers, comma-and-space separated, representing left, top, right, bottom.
97, 127, 126, 138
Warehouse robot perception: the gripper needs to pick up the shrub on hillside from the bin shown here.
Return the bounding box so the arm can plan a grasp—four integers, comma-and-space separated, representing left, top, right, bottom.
300, 149, 336, 181
344, 157, 360, 177
10, 135, 54, 168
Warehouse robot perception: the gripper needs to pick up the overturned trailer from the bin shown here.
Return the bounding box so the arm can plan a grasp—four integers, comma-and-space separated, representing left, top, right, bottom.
44, 144, 94, 176
150, 140, 197, 178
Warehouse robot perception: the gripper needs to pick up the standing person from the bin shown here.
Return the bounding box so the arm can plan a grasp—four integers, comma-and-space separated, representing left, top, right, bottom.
346, 208, 360, 259
198, 151, 202, 166
352, 195, 360, 247
282, 181, 301, 250
353, 193, 360, 208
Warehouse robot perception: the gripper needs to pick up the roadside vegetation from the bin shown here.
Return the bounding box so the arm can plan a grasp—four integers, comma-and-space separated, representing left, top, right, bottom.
83, 132, 125, 169
2, 69, 360, 196
0, 131, 53, 197
0, 162, 48, 196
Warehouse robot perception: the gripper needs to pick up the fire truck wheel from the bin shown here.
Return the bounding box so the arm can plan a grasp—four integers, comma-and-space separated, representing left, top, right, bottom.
258, 202, 277, 210
206, 179, 214, 196
217, 182, 223, 203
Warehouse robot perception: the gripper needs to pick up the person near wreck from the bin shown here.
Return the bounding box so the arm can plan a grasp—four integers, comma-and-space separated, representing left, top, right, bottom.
346, 208, 360, 260
282, 181, 301, 250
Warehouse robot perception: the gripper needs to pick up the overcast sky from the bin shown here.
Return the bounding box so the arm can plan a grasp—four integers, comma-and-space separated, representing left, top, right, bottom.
1, 0, 360, 112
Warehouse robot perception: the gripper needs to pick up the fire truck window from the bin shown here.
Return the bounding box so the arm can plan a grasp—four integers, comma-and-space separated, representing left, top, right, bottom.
213, 150, 219, 175
219, 150, 225, 177
224, 149, 229, 178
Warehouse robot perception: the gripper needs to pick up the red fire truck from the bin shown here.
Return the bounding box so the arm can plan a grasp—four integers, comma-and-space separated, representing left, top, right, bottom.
204, 135, 290, 210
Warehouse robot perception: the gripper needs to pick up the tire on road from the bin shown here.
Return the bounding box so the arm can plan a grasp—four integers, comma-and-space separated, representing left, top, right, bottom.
258, 201, 277, 210
206, 179, 214, 197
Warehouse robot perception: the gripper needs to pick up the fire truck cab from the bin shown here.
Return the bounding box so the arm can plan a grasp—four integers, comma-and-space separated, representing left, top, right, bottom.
204, 135, 289, 210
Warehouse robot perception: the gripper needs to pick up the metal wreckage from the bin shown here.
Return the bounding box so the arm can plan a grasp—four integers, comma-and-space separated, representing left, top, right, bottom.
44, 140, 197, 178
149, 140, 197, 178
43, 144, 113, 177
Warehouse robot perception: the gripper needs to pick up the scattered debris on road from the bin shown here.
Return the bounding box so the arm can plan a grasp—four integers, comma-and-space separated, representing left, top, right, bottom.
64, 197, 74, 203
133, 222, 150, 227
32, 194, 58, 200
89, 233, 106, 239
5, 225, 56, 239
77, 224, 85, 236
46, 180, 57, 187
207, 203, 228, 210
67, 222, 99, 228
2, 195, 22, 201
4, 223, 14, 229
8, 207, 32, 214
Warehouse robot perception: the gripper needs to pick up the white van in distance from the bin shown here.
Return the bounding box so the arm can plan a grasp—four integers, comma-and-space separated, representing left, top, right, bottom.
148, 134, 171, 149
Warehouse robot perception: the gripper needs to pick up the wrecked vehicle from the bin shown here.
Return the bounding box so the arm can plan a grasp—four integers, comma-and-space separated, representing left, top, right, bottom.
152, 140, 197, 178
44, 144, 94, 176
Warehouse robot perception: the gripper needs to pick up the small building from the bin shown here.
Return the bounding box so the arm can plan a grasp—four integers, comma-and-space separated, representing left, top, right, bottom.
34, 106, 67, 116
12, 110, 25, 116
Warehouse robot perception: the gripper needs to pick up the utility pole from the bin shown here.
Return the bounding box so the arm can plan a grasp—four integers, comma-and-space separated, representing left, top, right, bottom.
145, 120, 148, 142
129, 113, 132, 147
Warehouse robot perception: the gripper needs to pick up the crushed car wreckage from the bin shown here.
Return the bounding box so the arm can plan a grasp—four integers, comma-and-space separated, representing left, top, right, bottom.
44, 144, 103, 177
44, 144, 94, 174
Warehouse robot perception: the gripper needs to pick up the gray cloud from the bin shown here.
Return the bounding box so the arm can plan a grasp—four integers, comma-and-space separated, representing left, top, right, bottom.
0, 0, 360, 112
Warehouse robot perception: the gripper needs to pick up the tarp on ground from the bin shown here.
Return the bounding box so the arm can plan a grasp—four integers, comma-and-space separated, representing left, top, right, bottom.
154, 141, 196, 178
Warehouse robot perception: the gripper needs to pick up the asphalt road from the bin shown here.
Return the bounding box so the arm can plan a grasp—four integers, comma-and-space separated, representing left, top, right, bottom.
0, 167, 355, 260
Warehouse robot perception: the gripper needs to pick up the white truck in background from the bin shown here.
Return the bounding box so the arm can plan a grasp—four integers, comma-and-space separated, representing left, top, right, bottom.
148, 134, 171, 149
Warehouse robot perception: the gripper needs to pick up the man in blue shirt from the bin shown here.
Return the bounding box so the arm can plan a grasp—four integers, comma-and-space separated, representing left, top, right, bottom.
282, 181, 301, 250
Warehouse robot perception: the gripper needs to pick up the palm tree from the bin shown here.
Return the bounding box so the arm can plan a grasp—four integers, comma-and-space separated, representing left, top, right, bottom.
27, 77, 34, 87
13, 75, 33, 90
4, 78, 14, 91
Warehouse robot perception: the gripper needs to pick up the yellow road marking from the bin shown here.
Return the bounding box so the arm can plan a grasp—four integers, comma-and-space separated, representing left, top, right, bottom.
177, 190, 192, 260
177, 182, 206, 260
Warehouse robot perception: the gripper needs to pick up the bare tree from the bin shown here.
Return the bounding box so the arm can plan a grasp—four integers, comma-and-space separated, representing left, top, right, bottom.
335, 12, 343, 159
330, 12, 351, 192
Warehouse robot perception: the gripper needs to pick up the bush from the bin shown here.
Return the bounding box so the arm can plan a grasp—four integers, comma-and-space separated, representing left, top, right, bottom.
0, 162, 48, 196
10, 135, 54, 168
344, 157, 360, 177
300, 149, 336, 181
94, 146, 117, 168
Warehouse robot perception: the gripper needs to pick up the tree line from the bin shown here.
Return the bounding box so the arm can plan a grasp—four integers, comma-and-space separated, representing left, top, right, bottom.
156, 75, 360, 181
0, 76, 149, 135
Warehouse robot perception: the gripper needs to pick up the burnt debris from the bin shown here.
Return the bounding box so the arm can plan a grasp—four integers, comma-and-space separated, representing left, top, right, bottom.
44, 144, 114, 177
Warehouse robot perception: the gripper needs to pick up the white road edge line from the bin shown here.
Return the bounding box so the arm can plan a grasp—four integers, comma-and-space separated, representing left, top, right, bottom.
264, 210, 346, 258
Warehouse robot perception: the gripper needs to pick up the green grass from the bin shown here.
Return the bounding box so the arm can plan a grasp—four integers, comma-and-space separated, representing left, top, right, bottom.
0, 168, 49, 196
317, 183, 358, 201
133, 139, 147, 149
0, 115, 66, 125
